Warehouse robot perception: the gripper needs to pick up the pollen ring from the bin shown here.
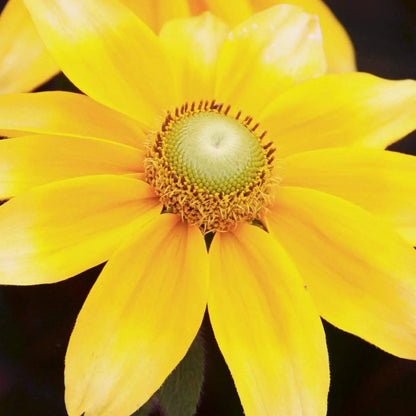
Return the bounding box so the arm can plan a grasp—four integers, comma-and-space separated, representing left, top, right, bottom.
144, 100, 276, 233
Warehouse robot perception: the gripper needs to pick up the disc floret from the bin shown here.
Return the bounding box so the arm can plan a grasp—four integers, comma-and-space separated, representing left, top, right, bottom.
145, 100, 276, 233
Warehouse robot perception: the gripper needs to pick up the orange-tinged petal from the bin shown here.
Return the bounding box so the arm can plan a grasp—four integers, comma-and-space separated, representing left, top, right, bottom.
260, 73, 416, 156
0, 175, 159, 285
120, 0, 190, 32
267, 186, 416, 359
0, 91, 144, 147
249, 0, 356, 73
215, 5, 326, 118
159, 12, 228, 103
209, 223, 329, 416
0, 0, 59, 93
65, 215, 209, 416
189, 0, 208, 15
23, 0, 175, 126
0, 135, 144, 198
282, 148, 416, 245
203, 0, 253, 25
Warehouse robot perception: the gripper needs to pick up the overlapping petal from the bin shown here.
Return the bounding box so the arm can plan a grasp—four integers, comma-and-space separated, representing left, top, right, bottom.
267, 186, 416, 359
23, 0, 176, 126
209, 223, 329, 416
120, 0, 190, 32
159, 12, 228, 103
65, 214, 209, 416
215, 5, 326, 118
203, 0, 253, 25
282, 148, 416, 244
202, 0, 355, 72
260, 72, 416, 156
0, 176, 159, 285
0, 91, 144, 146
0, 135, 144, 198
189, 0, 207, 15
254, 0, 355, 72
0, 0, 59, 93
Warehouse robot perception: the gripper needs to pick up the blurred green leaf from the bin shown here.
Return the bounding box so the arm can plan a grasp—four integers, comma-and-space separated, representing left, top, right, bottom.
158, 334, 204, 416
132, 397, 155, 416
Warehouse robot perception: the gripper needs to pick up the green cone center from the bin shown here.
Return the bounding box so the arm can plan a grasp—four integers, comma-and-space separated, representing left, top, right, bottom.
164, 112, 266, 193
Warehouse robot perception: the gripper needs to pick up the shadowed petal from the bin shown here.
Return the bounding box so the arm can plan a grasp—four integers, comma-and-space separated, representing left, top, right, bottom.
65, 215, 209, 416
120, 0, 190, 32
203, 0, 253, 25
209, 223, 329, 416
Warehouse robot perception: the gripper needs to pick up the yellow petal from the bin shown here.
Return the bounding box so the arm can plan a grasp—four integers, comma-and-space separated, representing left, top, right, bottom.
260, 73, 416, 156
159, 12, 228, 103
267, 186, 416, 359
215, 5, 326, 118
203, 0, 253, 25
120, 0, 190, 32
65, 215, 208, 416
0, 135, 144, 198
0, 175, 159, 285
0, 91, 143, 147
282, 148, 416, 245
0, 0, 59, 93
249, 0, 356, 73
209, 223, 329, 416
23, 0, 176, 126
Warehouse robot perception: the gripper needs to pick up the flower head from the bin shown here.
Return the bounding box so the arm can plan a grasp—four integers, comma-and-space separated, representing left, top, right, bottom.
1, 1, 416, 415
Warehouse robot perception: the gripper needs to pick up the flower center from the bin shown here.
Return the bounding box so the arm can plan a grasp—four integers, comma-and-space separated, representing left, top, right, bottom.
145, 100, 276, 233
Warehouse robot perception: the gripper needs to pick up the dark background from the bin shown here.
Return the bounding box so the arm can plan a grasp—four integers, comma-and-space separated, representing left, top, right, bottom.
0, 0, 415, 415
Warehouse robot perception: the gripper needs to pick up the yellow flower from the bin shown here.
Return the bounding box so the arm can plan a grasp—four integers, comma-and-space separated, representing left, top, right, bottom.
1, 0, 416, 415
0, 0, 59, 93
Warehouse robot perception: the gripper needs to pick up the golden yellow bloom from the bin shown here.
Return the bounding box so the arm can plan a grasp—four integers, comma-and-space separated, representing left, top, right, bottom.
0, 0, 59, 93
0, 0, 416, 415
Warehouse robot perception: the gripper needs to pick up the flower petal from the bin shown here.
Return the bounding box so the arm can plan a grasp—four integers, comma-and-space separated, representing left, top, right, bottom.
249, 0, 356, 73
203, 0, 253, 25
65, 215, 209, 416
260, 73, 416, 156
0, 135, 144, 198
159, 12, 228, 103
189, 0, 209, 15
23, 0, 175, 126
209, 223, 329, 416
0, 175, 159, 285
215, 5, 326, 117
120, 0, 190, 32
282, 148, 416, 245
267, 186, 416, 359
0, 0, 59, 93
0, 91, 143, 147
